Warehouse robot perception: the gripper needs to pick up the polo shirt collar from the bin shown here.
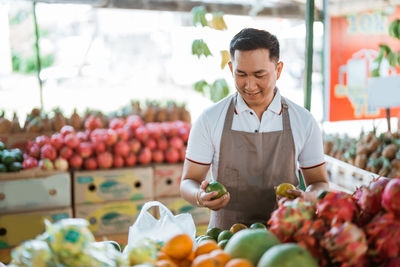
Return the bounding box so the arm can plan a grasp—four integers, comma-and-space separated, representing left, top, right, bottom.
235, 88, 282, 115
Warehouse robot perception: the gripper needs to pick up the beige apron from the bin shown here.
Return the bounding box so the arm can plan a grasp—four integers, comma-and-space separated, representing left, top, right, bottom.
208, 93, 299, 230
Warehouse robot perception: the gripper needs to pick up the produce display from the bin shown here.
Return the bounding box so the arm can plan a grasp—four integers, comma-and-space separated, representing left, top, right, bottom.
0, 142, 23, 172
21, 116, 190, 171
324, 130, 400, 178
268, 177, 400, 266
0, 101, 191, 134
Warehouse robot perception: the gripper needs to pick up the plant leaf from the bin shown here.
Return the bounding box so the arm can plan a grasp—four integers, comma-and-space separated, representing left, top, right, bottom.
220, 50, 230, 69
209, 12, 227, 30
191, 6, 208, 27
210, 79, 230, 102
193, 80, 209, 95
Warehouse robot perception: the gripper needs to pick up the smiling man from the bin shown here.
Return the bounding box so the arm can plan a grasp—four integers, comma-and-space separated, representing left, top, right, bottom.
180, 28, 329, 230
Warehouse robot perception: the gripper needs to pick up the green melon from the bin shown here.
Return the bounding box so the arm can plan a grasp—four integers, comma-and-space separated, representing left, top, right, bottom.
257, 243, 318, 267
224, 229, 280, 266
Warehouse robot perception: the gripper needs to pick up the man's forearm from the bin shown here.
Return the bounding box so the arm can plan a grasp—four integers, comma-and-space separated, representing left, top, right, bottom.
306, 181, 329, 193
180, 179, 202, 206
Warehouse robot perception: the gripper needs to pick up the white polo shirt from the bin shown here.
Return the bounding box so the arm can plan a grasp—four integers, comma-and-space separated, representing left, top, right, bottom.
186, 89, 325, 180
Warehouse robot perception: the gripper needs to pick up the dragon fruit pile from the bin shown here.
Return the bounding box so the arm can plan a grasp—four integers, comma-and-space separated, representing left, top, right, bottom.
22, 115, 190, 171
268, 177, 400, 267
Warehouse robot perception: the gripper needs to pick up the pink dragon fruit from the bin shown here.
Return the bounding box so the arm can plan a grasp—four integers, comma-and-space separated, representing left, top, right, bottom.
321, 221, 368, 266
382, 178, 400, 216
268, 198, 315, 242
317, 191, 357, 224
366, 213, 400, 261
354, 178, 390, 226
293, 219, 329, 266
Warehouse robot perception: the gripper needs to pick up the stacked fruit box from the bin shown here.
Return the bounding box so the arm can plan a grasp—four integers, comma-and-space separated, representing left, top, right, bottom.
73, 166, 154, 246
0, 169, 72, 263
154, 163, 210, 232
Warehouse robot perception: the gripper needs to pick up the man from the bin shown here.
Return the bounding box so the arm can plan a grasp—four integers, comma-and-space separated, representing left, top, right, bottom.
180, 28, 329, 230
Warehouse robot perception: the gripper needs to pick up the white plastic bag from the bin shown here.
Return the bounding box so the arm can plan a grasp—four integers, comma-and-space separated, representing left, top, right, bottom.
123, 201, 196, 254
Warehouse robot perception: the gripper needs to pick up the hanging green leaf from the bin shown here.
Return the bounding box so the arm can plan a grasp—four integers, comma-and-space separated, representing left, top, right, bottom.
192, 39, 212, 58
379, 44, 391, 57
193, 80, 209, 95
210, 79, 230, 102
388, 51, 398, 67
191, 6, 208, 27
370, 68, 380, 77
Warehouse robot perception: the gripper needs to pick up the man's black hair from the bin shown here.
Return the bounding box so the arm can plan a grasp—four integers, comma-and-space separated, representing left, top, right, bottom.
229, 28, 280, 62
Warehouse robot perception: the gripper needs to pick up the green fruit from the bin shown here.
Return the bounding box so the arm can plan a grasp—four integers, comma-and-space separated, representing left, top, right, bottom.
217, 230, 233, 243
389, 20, 398, 38
250, 223, 267, 230
11, 149, 23, 162
196, 235, 215, 244
206, 181, 227, 200
1, 151, 15, 166
224, 229, 280, 266
8, 162, 22, 172
218, 239, 228, 249
0, 141, 4, 151
0, 163, 6, 172
206, 227, 222, 241
257, 243, 318, 267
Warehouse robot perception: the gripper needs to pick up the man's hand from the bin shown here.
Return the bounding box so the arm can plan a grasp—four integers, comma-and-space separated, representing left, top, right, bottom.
286, 189, 318, 202
198, 180, 230, 211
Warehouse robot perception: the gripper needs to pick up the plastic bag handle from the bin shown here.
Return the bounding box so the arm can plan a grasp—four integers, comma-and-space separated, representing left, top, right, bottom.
136, 201, 175, 222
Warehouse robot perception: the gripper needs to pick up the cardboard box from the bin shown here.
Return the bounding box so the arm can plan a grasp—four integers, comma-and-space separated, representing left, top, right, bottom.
0, 207, 72, 248
0, 171, 71, 214
74, 200, 147, 236
156, 197, 210, 225
74, 167, 153, 205
154, 164, 183, 198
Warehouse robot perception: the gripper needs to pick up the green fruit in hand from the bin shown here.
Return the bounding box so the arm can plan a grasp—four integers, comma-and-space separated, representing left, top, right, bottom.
217, 230, 233, 243
275, 183, 296, 199
206, 227, 222, 241
249, 222, 267, 230
206, 181, 227, 200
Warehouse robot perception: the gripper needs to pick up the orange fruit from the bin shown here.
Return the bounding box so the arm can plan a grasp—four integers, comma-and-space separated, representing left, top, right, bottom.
187, 250, 195, 261
175, 258, 192, 267
195, 240, 220, 257
225, 258, 254, 267
156, 259, 178, 267
192, 254, 221, 267
209, 249, 232, 265
162, 234, 193, 260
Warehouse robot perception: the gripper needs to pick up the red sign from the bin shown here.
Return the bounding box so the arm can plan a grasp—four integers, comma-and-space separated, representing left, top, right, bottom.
328, 7, 400, 121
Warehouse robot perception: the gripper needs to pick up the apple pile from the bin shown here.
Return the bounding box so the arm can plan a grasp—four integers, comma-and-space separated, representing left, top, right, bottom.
22, 115, 190, 171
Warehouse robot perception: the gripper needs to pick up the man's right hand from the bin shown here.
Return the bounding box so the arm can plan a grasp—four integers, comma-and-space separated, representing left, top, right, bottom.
198, 180, 230, 211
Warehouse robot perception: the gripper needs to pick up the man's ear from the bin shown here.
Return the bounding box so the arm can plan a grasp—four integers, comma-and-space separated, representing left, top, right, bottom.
228, 61, 233, 75
276, 61, 284, 80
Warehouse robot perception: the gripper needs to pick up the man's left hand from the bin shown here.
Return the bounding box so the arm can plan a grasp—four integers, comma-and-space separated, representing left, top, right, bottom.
286, 189, 318, 202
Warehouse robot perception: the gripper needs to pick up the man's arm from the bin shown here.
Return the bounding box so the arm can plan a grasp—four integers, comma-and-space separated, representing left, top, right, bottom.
180, 159, 230, 210
287, 164, 329, 201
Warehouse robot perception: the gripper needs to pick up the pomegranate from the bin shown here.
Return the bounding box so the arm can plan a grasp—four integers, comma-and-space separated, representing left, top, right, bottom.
54, 157, 69, 171
125, 115, 143, 131
60, 125, 75, 137
152, 149, 164, 163
40, 144, 57, 161
125, 153, 137, 166
35, 135, 49, 147
59, 146, 73, 160
50, 134, 64, 150
39, 158, 54, 171
157, 137, 168, 151
69, 154, 83, 169
138, 147, 152, 165
113, 141, 130, 157
164, 147, 180, 163
145, 138, 157, 151
64, 133, 80, 149
147, 122, 163, 140
116, 127, 130, 141
129, 139, 141, 154
109, 118, 125, 129
113, 155, 125, 168
135, 125, 149, 142
78, 142, 93, 158
382, 178, 400, 216
169, 136, 184, 150
84, 115, 103, 131
92, 140, 106, 154
97, 152, 113, 169
76, 131, 89, 142
105, 129, 118, 146
90, 128, 106, 143
84, 157, 98, 170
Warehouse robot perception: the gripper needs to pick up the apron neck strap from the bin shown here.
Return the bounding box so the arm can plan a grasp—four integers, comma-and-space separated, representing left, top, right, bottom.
280, 97, 291, 131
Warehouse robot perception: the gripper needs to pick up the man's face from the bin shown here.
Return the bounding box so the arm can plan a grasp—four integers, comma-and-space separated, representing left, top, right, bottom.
228, 49, 283, 109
